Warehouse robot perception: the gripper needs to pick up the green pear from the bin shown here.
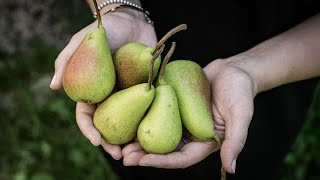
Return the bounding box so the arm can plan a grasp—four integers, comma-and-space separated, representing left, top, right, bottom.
113, 43, 161, 90
138, 42, 182, 154
164, 60, 220, 143
93, 83, 155, 144
62, 0, 115, 104
93, 45, 164, 145
113, 24, 187, 89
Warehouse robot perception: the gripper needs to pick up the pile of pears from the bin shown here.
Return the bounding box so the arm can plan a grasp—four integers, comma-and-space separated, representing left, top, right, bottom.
62, 0, 219, 154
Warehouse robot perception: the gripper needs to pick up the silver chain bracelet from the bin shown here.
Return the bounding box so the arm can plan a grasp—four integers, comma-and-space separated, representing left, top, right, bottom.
93, 0, 153, 25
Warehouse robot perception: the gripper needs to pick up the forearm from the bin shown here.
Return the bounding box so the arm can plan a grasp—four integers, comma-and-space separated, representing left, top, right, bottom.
230, 13, 320, 94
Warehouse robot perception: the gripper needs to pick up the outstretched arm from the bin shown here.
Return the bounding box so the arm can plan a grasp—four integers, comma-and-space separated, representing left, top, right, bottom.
228, 13, 320, 93
204, 13, 320, 173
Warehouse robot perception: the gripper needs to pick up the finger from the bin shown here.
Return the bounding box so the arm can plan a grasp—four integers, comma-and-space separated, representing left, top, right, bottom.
50, 26, 93, 90
122, 142, 143, 156
50, 36, 81, 90
220, 105, 253, 174
101, 139, 123, 160
123, 150, 147, 166
75, 102, 101, 146
139, 141, 219, 169
212, 103, 226, 139
139, 151, 186, 169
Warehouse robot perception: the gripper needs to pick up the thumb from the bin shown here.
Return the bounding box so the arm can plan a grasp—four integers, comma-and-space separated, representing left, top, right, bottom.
50, 34, 82, 90
50, 26, 91, 90
220, 106, 253, 174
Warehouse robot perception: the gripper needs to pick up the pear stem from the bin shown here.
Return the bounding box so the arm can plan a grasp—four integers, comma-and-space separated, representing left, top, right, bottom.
151, 24, 187, 55
147, 44, 165, 91
158, 42, 176, 84
93, 0, 102, 28
221, 166, 226, 180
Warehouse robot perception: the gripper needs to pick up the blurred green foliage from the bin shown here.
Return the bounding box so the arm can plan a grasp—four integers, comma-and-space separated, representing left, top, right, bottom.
279, 81, 320, 180
0, 1, 119, 179
0, 40, 119, 180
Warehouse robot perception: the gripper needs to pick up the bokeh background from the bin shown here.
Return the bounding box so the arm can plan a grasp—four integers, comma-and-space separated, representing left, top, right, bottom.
0, 0, 319, 179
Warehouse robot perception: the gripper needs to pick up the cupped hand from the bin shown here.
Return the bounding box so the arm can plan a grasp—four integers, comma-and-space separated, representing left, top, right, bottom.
50, 11, 157, 160
121, 130, 221, 168
204, 59, 256, 174
121, 59, 256, 174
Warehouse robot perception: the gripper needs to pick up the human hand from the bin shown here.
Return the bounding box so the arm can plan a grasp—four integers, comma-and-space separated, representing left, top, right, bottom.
50, 10, 157, 160
204, 58, 256, 174
50, 10, 157, 90
121, 58, 256, 173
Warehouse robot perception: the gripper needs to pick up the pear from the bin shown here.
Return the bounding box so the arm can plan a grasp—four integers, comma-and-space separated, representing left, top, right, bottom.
138, 42, 182, 154
62, 0, 115, 104
113, 24, 187, 89
164, 60, 220, 142
93, 45, 164, 145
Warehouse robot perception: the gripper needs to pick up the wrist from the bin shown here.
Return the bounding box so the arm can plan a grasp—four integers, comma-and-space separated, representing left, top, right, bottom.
204, 58, 258, 97
224, 44, 286, 95
87, 0, 152, 25
102, 5, 146, 22
87, 0, 141, 14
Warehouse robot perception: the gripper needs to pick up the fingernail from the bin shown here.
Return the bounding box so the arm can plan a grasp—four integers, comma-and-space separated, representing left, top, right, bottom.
232, 159, 237, 173
50, 74, 56, 88
90, 138, 100, 146
90, 139, 95, 146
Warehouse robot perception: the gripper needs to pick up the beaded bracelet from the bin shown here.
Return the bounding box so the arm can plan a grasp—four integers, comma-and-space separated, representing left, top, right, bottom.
93, 0, 154, 25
